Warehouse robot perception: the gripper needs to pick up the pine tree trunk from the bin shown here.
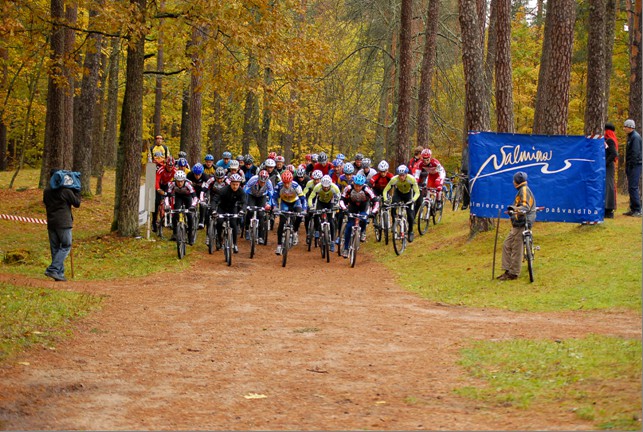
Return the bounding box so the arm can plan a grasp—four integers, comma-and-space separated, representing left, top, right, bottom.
103, 36, 120, 168
208, 88, 223, 158
0, 46, 7, 171
242, 55, 259, 156
629, 0, 642, 134
186, 26, 204, 164
179, 86, 189, 153
484, 0, 497, 114
533, 0, 553, 134
62, 3, 77, 169
495, 0, 514, 133
584, 0, 607, 136
416, 0, 440, 150
153, 0, 164, 136
258, 67, 273, 162
395, 0, 413, 167
603, 0, 617, 120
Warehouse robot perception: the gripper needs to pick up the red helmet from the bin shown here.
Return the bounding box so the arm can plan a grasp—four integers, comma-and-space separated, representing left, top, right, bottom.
281, 170, 293, 183
268, 151, 277, 160
258, 170, 269, 182
165, 156, 175, 167
275, 155, 285, 163
305, 154, 312, 161
286, 164, 295, 173
421, 148, 432, 159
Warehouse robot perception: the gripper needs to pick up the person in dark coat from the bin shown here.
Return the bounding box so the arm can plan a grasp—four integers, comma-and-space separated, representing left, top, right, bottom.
43, 169, 81, 281
623, 119, 642, 216
604, 123, 619, 218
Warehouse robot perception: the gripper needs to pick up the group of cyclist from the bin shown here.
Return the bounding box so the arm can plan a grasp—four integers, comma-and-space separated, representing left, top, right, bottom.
150, 144, 448, 259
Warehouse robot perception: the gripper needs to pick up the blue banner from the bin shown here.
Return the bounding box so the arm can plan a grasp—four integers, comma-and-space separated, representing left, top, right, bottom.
468, 132, 605, 223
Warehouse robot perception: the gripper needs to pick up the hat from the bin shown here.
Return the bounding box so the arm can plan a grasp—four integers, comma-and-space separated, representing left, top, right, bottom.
513, 171, 527, 184
605, 122, 616, 131
624, 119, 636, 128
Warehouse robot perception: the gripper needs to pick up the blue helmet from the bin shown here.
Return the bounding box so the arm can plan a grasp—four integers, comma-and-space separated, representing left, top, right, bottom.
222, 151, 232, 159
192, 163, 204, 175
343, 162, 355, 175
354, 174, 366, 186
336, 153, 346, 161
205, 154, 214, 161
177, 157, 189, 167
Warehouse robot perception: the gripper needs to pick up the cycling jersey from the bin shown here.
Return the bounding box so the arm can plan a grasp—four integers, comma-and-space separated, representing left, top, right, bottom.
156, 166, 177, 190
165, 180, 197, 209
201, 177, 227, 202
203, 163, 216, 176
187, 171, 209, 196
302, 179, 319, 197
383, 174, 421, 202
370, 172, 393, 195
339, 184, 379, 213
273, 181, 307, 210
212, 184, 247, 214
313, 162, 334, 176
244, 175, 275, 206
357, 168, 375, 183
337, 174, 353, 191
308, 182, 340, 207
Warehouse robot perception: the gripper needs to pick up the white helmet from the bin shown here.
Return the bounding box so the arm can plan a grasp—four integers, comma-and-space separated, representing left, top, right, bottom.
312, 170, 323, 180
321, 175, 333, 188
264, 158, 276, 168
229, 160, 240, 169
377, 160, 389, 172
174, 171, 187, 182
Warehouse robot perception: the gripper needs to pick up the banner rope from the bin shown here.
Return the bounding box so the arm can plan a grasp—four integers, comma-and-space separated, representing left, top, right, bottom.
0, 214, 48, 224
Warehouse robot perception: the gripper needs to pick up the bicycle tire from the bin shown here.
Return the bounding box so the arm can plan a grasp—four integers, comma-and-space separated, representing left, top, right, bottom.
392, 218, 407, 256
322, 224, 331, 262
382, 210, 390, 245
349, 228, 359, 268
417, 201, 430, 235
525, 235, 534, 283
222, 227, 231, 266
250, 224, 257, 259
337, 218, 347, 256
433, 202, 443, 225
307, 217, 315, 251
374, 219, 382, 242
282, 229, 290, 267
452, 184, 462, 211
207, 219, 215, 254
262, 215, 269, 245
177, 224, 186, 259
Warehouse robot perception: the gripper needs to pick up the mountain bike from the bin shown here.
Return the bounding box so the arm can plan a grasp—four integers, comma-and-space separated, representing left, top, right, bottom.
217, 212, 243, 266
345, 212, 369, 268
206, 205, 218, 254
246, 206, 266, 259
276, 210, 300, 267
507, 206, 544, 282
451, 172, 468, 211
170, 206, 194, 259
442, 176, 453, 203
306, 211, 318, 251
314, 207, 335, 263
417, 187, 442, 235
373, 198, 391, 245
157, 198, 172, 240
390, 201, 411, 256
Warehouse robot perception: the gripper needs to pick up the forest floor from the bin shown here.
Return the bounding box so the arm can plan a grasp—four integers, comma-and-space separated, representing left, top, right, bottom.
0, 230, 640, 431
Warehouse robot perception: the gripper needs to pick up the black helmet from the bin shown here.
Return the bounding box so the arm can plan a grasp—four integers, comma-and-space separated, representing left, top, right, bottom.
318, 152, 328, 163
215, 167, 226, 179
244, 154, 254, 163
513, 171, 527, 184
354, 153, 363, 161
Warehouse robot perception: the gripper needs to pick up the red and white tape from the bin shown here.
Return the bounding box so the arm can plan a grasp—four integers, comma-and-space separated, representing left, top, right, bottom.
0, 214, 48, 224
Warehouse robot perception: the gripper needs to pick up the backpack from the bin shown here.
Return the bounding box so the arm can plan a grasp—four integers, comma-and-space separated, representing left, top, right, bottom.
50, 170, 82, 191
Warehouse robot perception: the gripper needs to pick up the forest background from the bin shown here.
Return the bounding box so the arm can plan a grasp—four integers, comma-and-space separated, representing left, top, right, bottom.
0, 0, 641, 235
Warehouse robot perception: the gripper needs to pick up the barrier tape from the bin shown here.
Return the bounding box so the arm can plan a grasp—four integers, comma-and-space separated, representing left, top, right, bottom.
0, 214, 48, 224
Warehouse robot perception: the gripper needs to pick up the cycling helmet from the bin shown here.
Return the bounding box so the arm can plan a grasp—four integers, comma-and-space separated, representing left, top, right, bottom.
192, 163, 204, 175
311, 153, 319, 162
286, 164, 295, 173
275, 155, 285, 164
421, 148, 432, 159
281, 170, 293, 183
174, 170, 187, 182
354, 174, 366, 186
336, 153, 345, 161
236, 154, 244, 162
244, 154, 254, 164
177, 157, 188, 167
296, 167, 306, 177
333, 158, 343, 167
229, 160, 240, 170
377, 160, 389, 172
178, 151, 187, 159
264, 158, 276, 168
258, 170, 270, 182
362, 158, 371, 168
312, 170, 323, 180
354, 153, 363, 161
321, 175, 333, 188
229, 173, 243, 183
318, 152, 328, 163
513, 171, 527, 184
298, 163, 307, 171
343, 162, 355, 175
205, 154, 214, 161
215, 167, 226, 178
305, 154, 312, 161
268, 151, 277, 160
396, 164, 409, 175
222, 151, 232, 159
165, 156, 175, 166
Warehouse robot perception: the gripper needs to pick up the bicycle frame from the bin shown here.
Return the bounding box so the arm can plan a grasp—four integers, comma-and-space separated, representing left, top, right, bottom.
346, 212, 368, 267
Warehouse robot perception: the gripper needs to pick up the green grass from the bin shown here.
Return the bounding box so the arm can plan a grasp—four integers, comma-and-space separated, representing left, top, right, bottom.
456, 335, 642, 430
367, 199, 642, 312
0, 282, 103, 361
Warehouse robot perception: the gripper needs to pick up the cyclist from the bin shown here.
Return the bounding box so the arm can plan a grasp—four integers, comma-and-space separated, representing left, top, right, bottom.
200, 167, 228, 245
303, 169, 324, 239
295, 167, 310, 190
203, 154, 216, 176
339, 174, 379, 257
152, 156, 177, 233
177, 151, 189, 165
272, 170, 307, 255
164, 170, 198, 245
308, 174, 340, 252
370, 160, 394, 197
304, 154, 315, 175
357, 158, 375, 183
176, 157, 190, 174
408, 145, 423, 170
263, 158, 281, 188
235, 154, 245, 167
412, 148, 446, 209
187, 163, 209, 229
382, 165, 421, 242
216, 151, 232, 170
337, 162, 355, 191
352, 153, 364, 171
275, 155, 287, 175
313, 152, 334, 176
226, 160, 244, 183
335, 153, 346, 163
243, 169, 274, 244
498, 171, 536, 281
211, 173, 247, 253
331, 161, 343, 184
244, 154, 258, 182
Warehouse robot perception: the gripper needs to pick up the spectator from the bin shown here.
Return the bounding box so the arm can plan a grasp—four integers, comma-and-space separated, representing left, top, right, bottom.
604, 123, 618, 218
43, 169, 81, 282
623, 119, 642, 217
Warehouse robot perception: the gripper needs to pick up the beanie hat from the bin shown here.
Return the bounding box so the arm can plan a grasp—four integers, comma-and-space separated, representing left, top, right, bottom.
605, 122, 616, 131
624, 119, 636, 128
513, 171, 527, 184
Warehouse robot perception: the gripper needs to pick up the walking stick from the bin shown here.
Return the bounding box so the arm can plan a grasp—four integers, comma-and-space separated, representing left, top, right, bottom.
492, 208, 501, 280
70, 245, 74, 279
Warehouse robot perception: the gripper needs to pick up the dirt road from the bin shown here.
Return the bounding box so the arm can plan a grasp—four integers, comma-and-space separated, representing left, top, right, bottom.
0, 233, 640, 430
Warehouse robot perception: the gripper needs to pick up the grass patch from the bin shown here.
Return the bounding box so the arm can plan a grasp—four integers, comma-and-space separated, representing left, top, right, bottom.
367, 197, 642, 312
0, 282, 103, 361
456, 335, 642, 430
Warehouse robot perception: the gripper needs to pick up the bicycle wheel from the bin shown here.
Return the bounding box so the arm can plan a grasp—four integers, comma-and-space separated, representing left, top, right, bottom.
337, 218, 347, 256
158, 205, 166, 239
382, 211, 390, 245
417, 201, 430, 235
322, 224, 331, 262
282, 229, 290, 267
250, 224, 257, 259
307, 217, 315, 251
262, 215, 270, 245
349, 228, 360, 268
452, 185, 462, 211
433, 201, 443, 225
392, 218, 407, 256
374, 217, 382, 242
525, 235, 534, 283
207, 219, 215, 254
177, 224, 186, 259
223, 227, 231, 266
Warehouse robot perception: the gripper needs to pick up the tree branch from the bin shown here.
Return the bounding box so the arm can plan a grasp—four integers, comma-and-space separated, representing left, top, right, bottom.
143, 69, 186, 76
